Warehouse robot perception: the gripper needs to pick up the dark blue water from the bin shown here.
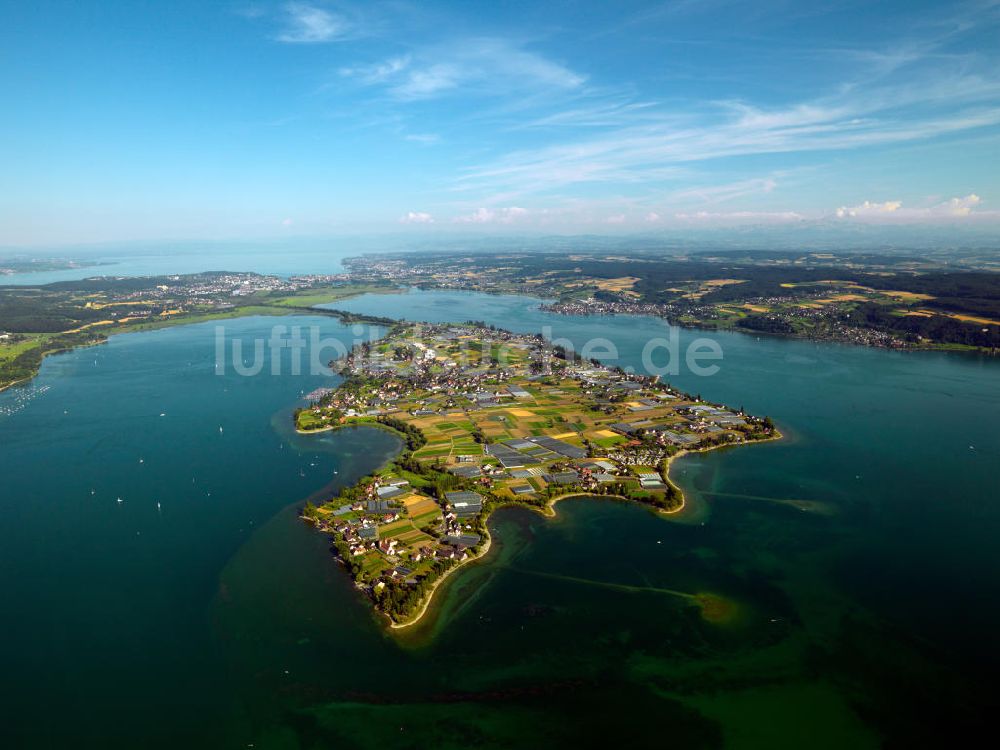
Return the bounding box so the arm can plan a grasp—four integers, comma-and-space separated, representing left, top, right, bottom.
0, 315, 401, 747
1, 289, 998, 748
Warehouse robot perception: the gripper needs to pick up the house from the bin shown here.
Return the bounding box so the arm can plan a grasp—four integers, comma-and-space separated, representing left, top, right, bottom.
378, 538, 399, 555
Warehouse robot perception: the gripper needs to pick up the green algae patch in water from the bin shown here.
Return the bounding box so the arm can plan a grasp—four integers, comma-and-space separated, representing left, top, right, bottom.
692, 592, 741, 625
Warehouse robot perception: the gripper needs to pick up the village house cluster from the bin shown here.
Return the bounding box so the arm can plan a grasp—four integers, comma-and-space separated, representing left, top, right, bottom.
299, 322, 775, 624
342, 254, 921, 351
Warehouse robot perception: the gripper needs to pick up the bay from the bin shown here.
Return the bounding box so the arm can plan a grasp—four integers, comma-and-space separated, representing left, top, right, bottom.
1, 288, 998, 748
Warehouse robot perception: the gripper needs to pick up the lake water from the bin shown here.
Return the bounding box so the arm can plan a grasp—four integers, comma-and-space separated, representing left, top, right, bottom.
1, 288, 998, 748
0, 241, 362, 285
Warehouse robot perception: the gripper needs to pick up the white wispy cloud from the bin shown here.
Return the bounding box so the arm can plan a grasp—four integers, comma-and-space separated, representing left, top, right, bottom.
450, 8, 1000, 202
399, 211, 434, 224
340, 38, 585, 101
453, 97, 1000, 197
276, 3, 345, 43
404, 133, 440, 145
339, 56, 411, 85
668, 177, 779, 205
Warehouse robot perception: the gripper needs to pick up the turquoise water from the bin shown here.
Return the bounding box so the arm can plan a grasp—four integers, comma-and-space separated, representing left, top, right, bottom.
2, 288, 999, 747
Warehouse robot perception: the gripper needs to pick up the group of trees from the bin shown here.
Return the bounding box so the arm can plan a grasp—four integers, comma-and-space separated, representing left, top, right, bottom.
843, 304, 1000, 348
320, 308, 398, 326
372, 559, 453, 620
377, 415, 427, 451
0, 330, 104, 389
736, 314, 795, 334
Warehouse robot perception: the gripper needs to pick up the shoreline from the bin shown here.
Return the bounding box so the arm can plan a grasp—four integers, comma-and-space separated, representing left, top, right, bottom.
366, 429, 784, 632
0, 338, 106, 394
534, 302, 998, 356
0, 293, 396, 394
6, 277, 991, 397
396, 282, 995, 356
7, 282, 785, 636
296, 419, 401, 437
386, 527, 494, 630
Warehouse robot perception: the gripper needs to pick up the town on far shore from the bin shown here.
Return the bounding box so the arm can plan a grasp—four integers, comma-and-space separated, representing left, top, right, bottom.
297, 321, 778, 627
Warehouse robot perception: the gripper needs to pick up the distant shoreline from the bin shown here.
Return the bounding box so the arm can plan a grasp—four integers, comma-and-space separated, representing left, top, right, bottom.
0, 286, 401, 394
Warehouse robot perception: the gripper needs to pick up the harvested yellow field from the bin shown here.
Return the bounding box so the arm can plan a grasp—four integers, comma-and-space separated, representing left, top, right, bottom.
880, 290, 935, 302
815, 294, 868, 303
552, 431, 577, 439
950, 313, 1000, 326
63, 319, 116, 334
682, 278, 747, 300
594, 429, 618, 438
594, 276, 640, 293
781, 280, 863, 289
84, 300, 151, 309
402, 495, 440, 517
507, 408, 535, 417
742, 304, 770, 313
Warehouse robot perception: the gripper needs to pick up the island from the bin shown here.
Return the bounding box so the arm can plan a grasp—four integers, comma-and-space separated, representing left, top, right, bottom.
297, 321, 778, 628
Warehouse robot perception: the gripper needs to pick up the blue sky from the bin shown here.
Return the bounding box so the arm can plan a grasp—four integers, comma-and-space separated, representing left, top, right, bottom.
2, 0, 999, 245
